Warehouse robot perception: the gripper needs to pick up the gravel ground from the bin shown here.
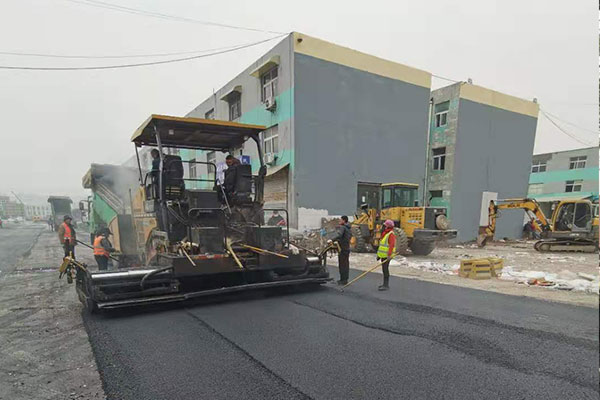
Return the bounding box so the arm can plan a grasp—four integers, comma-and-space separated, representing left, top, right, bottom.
0, 226, 104, 400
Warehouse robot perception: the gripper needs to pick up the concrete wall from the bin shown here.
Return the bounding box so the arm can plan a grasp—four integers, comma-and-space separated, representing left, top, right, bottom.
530, 147, 599, 197
293, 52, 431, 217
451, 99, 538, 241
186, 35, 295, 200
427, 83, 461, 215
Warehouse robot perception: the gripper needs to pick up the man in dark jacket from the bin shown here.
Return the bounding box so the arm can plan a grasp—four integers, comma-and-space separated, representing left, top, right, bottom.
223, 155, 241, 200
329, 215, 352, 285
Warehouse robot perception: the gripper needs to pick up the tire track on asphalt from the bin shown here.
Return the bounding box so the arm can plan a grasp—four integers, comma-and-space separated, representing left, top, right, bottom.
183, 308, 314, 400
324, 287, 598, 349
291, 299, 599, 392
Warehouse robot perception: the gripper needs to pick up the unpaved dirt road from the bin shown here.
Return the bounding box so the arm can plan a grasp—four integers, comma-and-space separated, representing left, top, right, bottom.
0, 225, 104, 400
0, 222, 44, 274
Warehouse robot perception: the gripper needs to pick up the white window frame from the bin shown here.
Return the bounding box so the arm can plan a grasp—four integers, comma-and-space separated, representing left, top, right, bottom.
565, 180, 582, 193
261, 67, 278, 103
229, 95, 241, 121
432, 147, 446, 171
263, 125, 279, 161
531, 161, 547, 173
569, 156, 587, 170
435, 111, 448, 128
189, 158, 197, 179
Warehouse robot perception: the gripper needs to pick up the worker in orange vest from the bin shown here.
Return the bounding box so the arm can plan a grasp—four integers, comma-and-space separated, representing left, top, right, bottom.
58, 215, 77, 259
93, 228, 116, 271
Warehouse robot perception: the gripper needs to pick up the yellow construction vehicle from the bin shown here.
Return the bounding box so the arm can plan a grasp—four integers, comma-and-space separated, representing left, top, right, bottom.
477, 198, 599, 252
351, 182, 457, 255
66, 115, 331, 312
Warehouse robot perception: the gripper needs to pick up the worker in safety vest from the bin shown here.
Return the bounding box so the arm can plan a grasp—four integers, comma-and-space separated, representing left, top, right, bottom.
58, 215, 77, 259
376, 219, 396, 291
93, 228, 116, 271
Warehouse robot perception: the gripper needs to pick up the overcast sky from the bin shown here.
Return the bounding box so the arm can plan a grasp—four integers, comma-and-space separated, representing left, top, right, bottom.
1, 0, 597, 200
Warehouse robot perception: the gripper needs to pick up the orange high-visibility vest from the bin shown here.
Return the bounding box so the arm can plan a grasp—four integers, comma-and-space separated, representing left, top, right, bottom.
93, 236, 109, 257
62, 222, 73, 242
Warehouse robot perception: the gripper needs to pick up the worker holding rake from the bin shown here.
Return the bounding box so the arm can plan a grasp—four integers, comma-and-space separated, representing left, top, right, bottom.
376, 219, 396, 291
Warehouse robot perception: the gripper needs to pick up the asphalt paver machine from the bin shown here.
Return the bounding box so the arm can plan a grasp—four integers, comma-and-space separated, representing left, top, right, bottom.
67, 115, 331, 312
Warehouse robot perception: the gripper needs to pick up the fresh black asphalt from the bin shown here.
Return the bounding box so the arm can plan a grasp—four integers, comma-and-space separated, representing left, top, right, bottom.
83, 266, 599, 400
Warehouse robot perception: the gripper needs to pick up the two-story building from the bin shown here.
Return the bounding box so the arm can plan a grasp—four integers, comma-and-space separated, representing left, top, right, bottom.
425, 82, 539, 241
528, 147, 599, 217
186, 32, 433, 230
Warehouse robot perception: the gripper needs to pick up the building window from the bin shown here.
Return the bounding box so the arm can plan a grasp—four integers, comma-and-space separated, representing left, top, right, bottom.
189, 158, 197, 179
565, 180, 582, 193
206, 151, 216, 180
429, 190, 443, 199
432, 147, 446, 170
261, 67, 278, 102
434, 101, 449, 128
263, 125, 279, 162
569, 156, 586, 170
205, 108, 214, 120
228, 94, 241, 121
531, 161, 547, 173
528, 183, 543, 195
166, 147, 180, 156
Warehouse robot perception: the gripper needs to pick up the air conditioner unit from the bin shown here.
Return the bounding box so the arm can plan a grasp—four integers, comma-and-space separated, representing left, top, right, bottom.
264, 97, 277, 112
264, 153, 274, 164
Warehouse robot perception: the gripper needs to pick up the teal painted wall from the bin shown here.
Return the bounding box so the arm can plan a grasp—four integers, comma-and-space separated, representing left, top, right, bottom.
529, 167, 598, 184
184, 88, 296, 190
90, 193, 117, 233
240, 87, 294, 128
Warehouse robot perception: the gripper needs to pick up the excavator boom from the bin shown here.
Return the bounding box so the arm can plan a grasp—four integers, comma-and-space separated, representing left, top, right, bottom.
478, 198, 597, 253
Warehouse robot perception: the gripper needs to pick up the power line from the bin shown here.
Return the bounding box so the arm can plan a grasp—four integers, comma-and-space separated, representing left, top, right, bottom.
0, 35, 286, 70
540, 110, 597, 147
0, 40, 276, 59
64, 0, 285, 35
431, 73, 460, 83
539, 108, 598, 136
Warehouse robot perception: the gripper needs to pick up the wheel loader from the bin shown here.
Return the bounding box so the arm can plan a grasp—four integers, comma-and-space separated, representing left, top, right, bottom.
351, 182, 457, 255
477, 197, 598, 252
64, 115, 331, 312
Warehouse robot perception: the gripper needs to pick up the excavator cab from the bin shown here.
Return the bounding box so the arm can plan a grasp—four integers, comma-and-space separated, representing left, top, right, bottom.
552, 200, 594, 234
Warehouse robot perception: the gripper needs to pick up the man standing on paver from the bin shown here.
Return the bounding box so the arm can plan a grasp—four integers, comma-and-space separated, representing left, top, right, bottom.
329, 215, 352, 285
376, 219, 396, 291
58, 215, 77, 259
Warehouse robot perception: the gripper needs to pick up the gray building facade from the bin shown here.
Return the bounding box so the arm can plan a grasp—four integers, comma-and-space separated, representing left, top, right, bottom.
186, 32, 432, 229
426, 82, 539, 241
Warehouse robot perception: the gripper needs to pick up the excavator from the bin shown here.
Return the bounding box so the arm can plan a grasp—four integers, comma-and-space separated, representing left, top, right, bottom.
477, 198, 598, 252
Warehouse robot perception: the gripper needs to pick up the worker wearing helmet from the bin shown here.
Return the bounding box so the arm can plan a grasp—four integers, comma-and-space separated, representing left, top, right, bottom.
93, 228, 116, 271
58, 215, 77, 259
328, 215, 352, 285
376, 220, 396, 291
